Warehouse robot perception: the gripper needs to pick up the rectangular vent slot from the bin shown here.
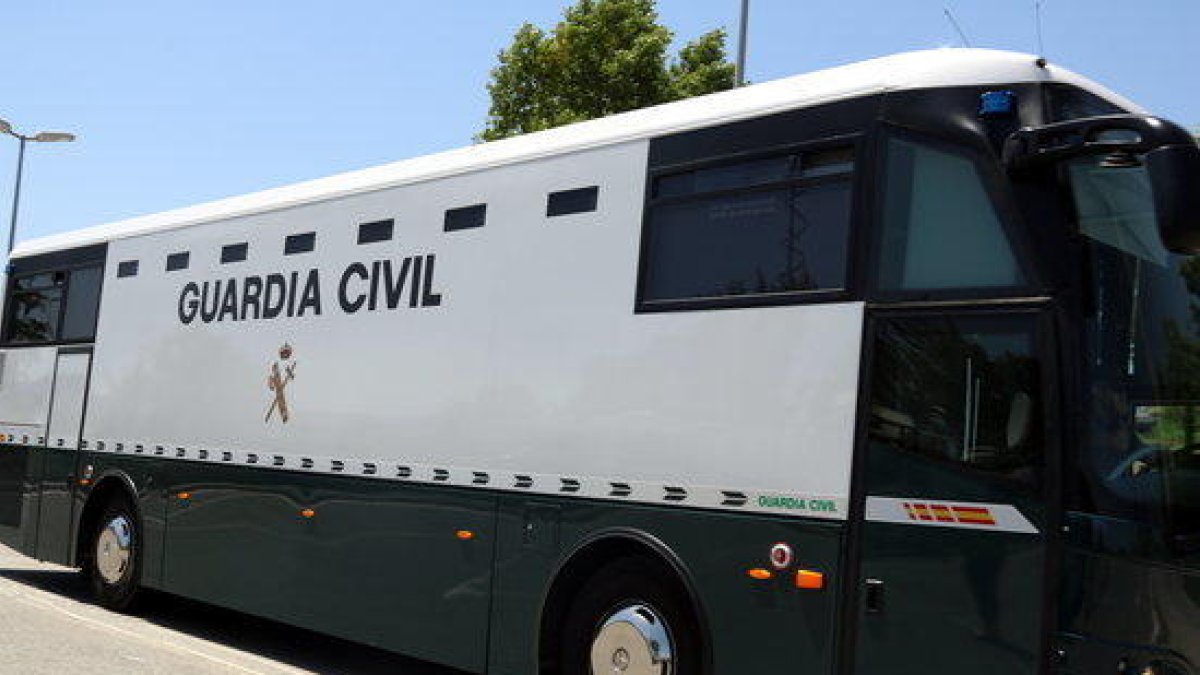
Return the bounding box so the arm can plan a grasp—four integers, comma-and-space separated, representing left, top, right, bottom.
444, 204, 487, 232
363, 463, 377, 475
301, 458, 314, 469
117, 260, 139, 278
331, 460, 345, 472
397, 466, 412, 478
433, 469, 450, 481
285, 232, 316, 255
472, 472, 489, 485
166, 252, 190, 272
221, 243, 248, 264
357, 219, 394, 244
515, 475, 533, 488
547, 186, 599, 217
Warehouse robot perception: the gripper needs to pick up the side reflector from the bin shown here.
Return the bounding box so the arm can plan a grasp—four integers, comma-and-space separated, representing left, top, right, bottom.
176, 492, 191, 500
747, 568, 773, 580
79, 479, 92, 487
456, 530, 475, 540
795, 570, 825, 590
300, 508, 316, 519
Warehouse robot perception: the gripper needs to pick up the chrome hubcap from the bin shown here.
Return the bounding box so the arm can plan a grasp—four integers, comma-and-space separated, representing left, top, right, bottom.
590, 604, 674, 675
96, 515, 133, 585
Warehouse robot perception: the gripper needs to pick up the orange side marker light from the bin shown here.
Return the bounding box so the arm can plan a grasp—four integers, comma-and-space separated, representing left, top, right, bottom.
456, 530, 475, 541
300, 508, 316, 519
176, 492, 191, 500
747, 568, 773, 580
795, 569, 825, 590
79, 479, 92, 487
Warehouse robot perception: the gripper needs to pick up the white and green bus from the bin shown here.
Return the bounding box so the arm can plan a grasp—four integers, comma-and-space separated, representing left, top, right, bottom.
0, 48, 1197, 675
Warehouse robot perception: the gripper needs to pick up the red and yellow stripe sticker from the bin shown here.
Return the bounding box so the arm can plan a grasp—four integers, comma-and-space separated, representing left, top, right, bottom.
902, 501, 997, 526
870, 496, 1035, 533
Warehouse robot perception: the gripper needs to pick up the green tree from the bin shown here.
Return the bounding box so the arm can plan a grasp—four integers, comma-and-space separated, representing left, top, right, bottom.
479, 0, 735, 142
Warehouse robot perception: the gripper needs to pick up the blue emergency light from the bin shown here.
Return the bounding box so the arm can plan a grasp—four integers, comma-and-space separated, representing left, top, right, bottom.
979, 90, 1017, 118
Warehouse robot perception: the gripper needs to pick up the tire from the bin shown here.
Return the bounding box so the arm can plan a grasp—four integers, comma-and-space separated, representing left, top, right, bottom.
560, 556, 702, 675
87, 495, 142, 611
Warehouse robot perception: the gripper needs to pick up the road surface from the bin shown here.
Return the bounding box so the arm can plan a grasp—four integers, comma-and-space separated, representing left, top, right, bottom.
0, 543, 462, 675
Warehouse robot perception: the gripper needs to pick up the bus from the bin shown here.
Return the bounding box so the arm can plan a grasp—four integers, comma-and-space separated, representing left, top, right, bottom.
0, 48, 1197, 675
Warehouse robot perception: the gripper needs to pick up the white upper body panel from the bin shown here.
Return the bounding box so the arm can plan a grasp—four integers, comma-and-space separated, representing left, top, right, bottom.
81, 141, 865, 516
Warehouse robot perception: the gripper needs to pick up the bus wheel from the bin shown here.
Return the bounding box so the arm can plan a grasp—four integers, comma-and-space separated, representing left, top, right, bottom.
560, 557, 700, 675
88, 496, 141, 611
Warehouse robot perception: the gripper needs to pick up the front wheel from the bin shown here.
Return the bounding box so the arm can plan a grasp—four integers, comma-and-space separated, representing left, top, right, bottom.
560, 557, 702, 675
88, 497, 142, 611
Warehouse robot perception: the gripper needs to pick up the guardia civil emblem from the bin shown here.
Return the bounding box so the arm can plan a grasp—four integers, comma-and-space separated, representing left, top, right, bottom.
265, 343, 296, 424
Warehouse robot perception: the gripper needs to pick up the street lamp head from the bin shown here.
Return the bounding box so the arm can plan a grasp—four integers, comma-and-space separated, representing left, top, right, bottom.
0, 119, 11, 135
32, 132, 75, 143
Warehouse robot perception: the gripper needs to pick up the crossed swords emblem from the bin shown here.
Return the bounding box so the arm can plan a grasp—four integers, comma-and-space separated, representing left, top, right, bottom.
265, 344, 297, 424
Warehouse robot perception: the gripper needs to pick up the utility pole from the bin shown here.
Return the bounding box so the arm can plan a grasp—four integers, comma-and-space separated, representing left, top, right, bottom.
735, 0, 750, 86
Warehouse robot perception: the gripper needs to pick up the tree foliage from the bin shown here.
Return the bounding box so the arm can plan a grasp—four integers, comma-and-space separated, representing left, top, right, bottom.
479, 0, 735, 142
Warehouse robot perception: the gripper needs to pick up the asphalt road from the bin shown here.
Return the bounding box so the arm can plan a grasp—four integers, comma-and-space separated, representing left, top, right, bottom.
0, 543, 463, 675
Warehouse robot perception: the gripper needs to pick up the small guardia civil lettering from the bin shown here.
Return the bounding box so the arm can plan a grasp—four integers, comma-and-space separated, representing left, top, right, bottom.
177, 254, 443, 325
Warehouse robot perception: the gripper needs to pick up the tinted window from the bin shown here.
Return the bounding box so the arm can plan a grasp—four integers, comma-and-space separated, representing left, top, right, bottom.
1046, 84, 1126, 122
7, 272, 64, 342
116, 260, 138, 278
60, 266, 103, 341
6, 265, 103, 344
878, 137, 1023, 291
869, 315, 1043, 488
641, 147, 854, 305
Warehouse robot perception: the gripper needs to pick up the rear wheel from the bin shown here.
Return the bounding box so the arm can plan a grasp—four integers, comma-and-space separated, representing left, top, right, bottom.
560, 557, 701, 675
87, 496, 141, 611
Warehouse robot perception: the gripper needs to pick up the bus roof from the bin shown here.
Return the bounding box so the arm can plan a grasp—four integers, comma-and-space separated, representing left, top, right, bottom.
13, 48, 1140, 259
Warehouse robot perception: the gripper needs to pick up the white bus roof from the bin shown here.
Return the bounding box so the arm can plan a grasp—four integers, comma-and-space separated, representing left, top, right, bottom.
13, 48, 1141, 259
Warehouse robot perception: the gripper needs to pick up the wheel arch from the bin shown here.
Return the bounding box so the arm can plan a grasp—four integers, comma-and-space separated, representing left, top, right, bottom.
537, 527, 713, 675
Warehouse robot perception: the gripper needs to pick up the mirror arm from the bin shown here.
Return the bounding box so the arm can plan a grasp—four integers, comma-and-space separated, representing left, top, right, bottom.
1003, 114, 1196, 172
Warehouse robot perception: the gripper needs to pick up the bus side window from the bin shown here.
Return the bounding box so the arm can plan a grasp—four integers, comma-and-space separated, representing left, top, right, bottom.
5, 264, 103, 344
876, 136, 1025, 292
640, 145, 855, 306
868, 316, 1043, 490
7, 272, 65, 343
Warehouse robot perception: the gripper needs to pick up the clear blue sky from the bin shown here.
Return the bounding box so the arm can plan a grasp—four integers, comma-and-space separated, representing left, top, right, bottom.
2, 1, 1198, 245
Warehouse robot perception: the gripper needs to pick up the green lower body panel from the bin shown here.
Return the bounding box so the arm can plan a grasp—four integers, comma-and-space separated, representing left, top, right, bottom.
70, 451, 844, 674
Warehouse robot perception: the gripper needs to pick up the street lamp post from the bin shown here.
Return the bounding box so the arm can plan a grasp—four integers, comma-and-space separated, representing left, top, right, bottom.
735, 0, 750, 87
0, 119, 76, 256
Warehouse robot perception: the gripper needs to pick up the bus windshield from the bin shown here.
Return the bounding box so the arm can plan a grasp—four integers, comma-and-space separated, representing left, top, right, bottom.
1071, 154, 1200, 536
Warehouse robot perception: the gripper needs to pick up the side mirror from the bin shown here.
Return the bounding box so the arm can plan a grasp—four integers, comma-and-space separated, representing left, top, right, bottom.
1004, 114, 1200, 254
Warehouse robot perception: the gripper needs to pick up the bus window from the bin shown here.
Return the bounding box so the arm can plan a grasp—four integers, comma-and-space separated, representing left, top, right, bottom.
4, 265, 103, 344
7, 272, 65, 343
640, 146, 854, 305
877, 136, 1024, 292
868, 315, 1043, 490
